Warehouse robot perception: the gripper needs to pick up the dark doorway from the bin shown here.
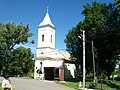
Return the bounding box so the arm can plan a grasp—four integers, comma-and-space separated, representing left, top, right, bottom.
44, 67, 54, 80
44, 67, 64, 81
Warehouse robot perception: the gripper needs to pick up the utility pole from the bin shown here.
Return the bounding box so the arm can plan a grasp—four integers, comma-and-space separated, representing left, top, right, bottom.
78, 30, 86, 89
83, 30, 85, 89
92, 41, 96, 83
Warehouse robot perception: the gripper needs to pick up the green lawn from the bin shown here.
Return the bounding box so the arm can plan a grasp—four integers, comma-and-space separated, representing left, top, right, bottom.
56, 81, 79, 89
0, 83, 1, 90
56, 78, 120, 90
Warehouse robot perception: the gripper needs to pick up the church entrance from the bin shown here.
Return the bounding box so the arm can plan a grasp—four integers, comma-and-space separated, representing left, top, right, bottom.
44, 67, 64, 81
44, 67, 54, 80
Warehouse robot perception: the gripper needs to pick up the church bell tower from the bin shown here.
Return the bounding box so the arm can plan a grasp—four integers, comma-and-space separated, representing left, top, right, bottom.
37, 8, 55, 49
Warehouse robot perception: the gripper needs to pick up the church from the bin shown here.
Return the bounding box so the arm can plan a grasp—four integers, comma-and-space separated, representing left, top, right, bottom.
34, 9, 76, 81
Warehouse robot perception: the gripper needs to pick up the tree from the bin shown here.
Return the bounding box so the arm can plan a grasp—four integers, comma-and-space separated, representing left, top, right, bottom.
65, 1, 107, 77
9, 46, 34, 76
65, 1, 120, 79
65, 23, 84, 76
104, 1, 120, 79
0, 22, 33, 75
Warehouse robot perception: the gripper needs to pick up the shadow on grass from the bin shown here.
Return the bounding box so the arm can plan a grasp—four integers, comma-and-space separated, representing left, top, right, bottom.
64, 76, 93, 82
64, 77, 82, 82
101, 80, 120, 90
106, 82, 120, 90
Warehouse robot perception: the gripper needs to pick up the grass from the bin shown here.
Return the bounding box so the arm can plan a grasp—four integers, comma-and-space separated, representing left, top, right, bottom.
56, 78, 120, 90
97, 80, 120, 90
56, 81, 79, 89
56, 78, 81, 89
0, 83, 1, 90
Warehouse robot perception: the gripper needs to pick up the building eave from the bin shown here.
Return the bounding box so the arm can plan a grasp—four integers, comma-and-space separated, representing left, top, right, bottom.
37, 24, 55, 30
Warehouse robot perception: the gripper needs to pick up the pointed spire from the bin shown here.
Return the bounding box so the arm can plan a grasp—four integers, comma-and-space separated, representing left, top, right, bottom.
38, 7, 55, 28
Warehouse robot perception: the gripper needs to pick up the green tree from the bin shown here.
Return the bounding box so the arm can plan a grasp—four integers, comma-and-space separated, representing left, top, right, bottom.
104, 1, 120, 79
0, 22, 33, 75
65, 1, 120, 79
83, 1, 120, 79
65, 1, 108, 77
65, 24, 84, 76
9, 46, 34, 76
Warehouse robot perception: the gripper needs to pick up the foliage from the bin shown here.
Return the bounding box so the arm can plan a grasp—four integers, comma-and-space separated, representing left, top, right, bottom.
9, 46, 34, 76
65, 1, 120, 79
65, 24, 83, 64
88, 82, 98, 89
0, 22, 34, 76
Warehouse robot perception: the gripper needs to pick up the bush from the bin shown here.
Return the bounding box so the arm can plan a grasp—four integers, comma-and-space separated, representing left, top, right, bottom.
88, 82, 98, 89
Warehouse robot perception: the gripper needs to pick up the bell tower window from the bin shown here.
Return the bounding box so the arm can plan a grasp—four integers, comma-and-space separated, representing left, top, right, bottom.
42, 35, 44, 41
51, 35, 52, 43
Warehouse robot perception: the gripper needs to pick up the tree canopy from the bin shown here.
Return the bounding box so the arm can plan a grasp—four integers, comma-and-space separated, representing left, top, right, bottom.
9, 46, 34, 76
65, 1, 120, 79
0, 22, 34, 76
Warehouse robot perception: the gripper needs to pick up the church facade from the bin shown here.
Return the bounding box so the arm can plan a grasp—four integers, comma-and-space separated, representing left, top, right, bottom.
34, 9, 76, 80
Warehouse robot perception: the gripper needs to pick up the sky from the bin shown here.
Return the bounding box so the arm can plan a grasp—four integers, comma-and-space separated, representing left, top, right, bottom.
0, 0, 114, 54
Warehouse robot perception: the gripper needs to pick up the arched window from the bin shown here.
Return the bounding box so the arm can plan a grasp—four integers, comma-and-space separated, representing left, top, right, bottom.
42, 35, 44, 41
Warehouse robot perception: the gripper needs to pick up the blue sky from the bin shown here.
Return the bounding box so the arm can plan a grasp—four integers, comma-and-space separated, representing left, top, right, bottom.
0, 0, 114, 54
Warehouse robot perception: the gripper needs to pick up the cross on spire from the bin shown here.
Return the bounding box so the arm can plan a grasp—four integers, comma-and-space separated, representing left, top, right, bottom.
47, 6, 49, 13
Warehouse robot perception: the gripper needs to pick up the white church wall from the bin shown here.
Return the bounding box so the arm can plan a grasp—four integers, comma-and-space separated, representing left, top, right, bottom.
36, 48, 65, 59
43, 59, 63, 67
37, 26, 55, 48
34, 59, 63, 79
64, 63, 76, 78
35, 59, 63, 69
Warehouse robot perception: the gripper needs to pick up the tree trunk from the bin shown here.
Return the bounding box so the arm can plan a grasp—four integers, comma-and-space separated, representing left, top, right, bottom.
96, 60, 99, 79
108, 75, 110, 80
75, 64, 81, 78
112, 73, 114, 81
